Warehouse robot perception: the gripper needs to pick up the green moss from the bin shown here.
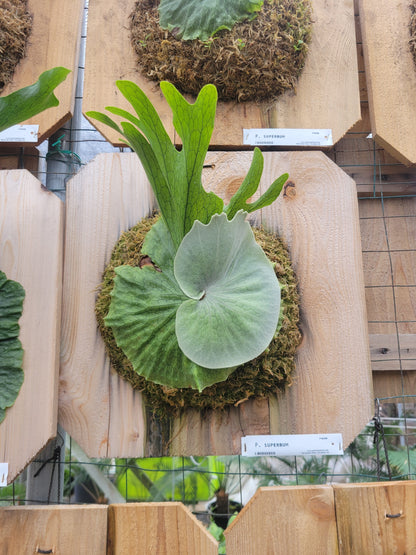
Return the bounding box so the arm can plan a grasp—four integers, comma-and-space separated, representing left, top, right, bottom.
0, 0, 32, 92
95, 215, 301, 415
129, 0, 313, 102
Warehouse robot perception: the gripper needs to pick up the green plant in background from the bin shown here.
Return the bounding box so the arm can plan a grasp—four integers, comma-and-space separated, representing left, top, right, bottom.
87, 81, 287, 391
0, 67, 69, 422
158, 0, 264, 41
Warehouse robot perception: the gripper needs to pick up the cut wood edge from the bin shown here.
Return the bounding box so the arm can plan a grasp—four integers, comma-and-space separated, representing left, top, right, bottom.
0, 170, 64, 483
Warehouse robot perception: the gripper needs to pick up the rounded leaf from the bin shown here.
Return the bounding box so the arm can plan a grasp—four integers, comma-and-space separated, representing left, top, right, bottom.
105, 221, 236, 391
174, 211, 281, 368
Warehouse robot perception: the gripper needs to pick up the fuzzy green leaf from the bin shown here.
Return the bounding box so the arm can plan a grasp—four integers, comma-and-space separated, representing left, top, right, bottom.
159, 0, 264, 41
0, 271, 25, 423
174, 211, 281, 368
105, 220, 235, 391
0, 67, 70, 133
224, 148, 288, 220
87, 81, 223, 250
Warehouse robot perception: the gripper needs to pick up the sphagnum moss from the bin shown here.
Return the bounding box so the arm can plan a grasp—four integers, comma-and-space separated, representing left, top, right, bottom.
95, 215, 301, 416
0, 0, 32, 92
129, 0, 312, 102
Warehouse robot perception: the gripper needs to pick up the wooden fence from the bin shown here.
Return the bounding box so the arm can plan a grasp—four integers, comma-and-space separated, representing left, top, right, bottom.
1, 481, 415, 554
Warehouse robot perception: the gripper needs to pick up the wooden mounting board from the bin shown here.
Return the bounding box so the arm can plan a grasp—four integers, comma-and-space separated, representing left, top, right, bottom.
359, 0, 416, 165
59, 151, 372, 458
0, 505, 108, 555
0, 0, 83, 146
83, 0, 360, 148
0, 171, 64, 484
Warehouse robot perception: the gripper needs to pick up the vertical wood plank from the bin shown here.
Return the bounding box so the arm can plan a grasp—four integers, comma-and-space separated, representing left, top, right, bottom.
225, 486, 338, 555
334, 481, 416, 554
0, 505, 108, 555
0, 0, 84, 144
259, 152, 373, 446
0, 170, 63, 483
359, 0, 416, 165
107, 503, 218, 555
59, 153, 155, 457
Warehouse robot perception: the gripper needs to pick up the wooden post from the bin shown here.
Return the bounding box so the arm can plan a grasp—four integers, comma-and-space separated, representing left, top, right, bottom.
107, 503, 218, 555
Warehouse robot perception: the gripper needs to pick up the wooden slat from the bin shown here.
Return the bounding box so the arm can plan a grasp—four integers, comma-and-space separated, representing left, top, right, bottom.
225, 486, 338, 555
0, 0, 83, 145
0, 505, 108, 555
59, 153, 153, 457
60, 151, 372, 457
0, 170, 63, 483
359, 0, 416, 165
334, 481, 416, 554
107, 503, 218, 555
258, 152, 373, 445
83, 0, 360, 147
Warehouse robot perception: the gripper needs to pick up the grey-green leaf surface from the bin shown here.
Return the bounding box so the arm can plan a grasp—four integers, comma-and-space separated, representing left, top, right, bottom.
174, 211, 281, 368
0, 67, 70, 133
0, 271, 25, 423
105, 220, 235, 391
87, 81, 223, 251
159, 0, 264, 41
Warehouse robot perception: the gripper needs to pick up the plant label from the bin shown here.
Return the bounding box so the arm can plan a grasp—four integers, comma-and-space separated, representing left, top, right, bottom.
242, 433, 343, 457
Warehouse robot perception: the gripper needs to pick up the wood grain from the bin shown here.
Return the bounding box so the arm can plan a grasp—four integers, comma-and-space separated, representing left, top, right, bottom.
334, 481, 416, 554
83, 0, 360, 147
59, 153, 154, 457
60, 151, 372, 457
225, 486, 338, 555
359, 0, 416, 165
0, 505, 108, 555
0, 170, 63, 483
108, 503, 218, 555
258, 152, 373, 446
83, 0, 175, 145
0, 0, 83, 145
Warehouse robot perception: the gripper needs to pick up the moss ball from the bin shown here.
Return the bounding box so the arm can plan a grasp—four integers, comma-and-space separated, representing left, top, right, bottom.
0, 0, 32, 92
129, 0, 313, 102
95, 215, 301, 415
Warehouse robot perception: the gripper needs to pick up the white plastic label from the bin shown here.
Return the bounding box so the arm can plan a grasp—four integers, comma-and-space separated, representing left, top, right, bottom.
0, 124, 39, 142
242, 433, 343, 457
0, 463, 8, 487
243, 128, 333, 147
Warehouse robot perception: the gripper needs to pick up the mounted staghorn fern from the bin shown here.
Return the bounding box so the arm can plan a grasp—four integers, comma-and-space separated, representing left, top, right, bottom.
88, 82, 298, 399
